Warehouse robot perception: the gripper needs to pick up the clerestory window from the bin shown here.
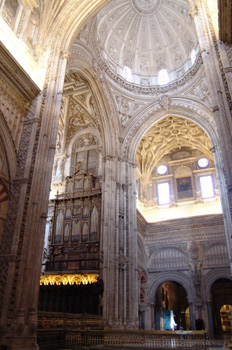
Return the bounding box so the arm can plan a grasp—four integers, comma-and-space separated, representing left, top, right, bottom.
157, 182, 171, 205
158, 69, 169, 85
199, 175, 215, 199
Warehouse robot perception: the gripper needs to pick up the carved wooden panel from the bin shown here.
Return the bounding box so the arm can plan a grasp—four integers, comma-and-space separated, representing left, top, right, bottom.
47, 173, 101, 272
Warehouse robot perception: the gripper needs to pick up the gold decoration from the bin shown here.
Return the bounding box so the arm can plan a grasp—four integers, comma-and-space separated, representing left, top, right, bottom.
40, 273, 99, 286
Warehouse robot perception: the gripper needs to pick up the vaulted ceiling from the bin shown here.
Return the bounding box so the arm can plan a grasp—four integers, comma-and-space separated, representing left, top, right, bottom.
136, 116, 212, 179
96, 0, 198, 81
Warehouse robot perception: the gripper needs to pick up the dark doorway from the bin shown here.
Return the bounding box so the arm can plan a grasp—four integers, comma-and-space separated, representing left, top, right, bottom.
211, 278, 232, 337
154, 281, 189, 330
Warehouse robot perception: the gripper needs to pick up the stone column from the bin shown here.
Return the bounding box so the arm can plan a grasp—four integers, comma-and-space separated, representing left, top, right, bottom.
190, 1, 232, 261
188, 302, 195, 330
101, 155, 118, 327
150, 302, 155, 330
206, 300, 214, 338
0, 49, 69, 349
101, 154, 138, 329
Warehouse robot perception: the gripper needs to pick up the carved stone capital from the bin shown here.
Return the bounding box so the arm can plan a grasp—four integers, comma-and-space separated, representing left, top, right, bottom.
61, 51, 70, 60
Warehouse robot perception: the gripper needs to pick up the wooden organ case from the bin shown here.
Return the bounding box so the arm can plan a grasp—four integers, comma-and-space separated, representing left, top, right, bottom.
46, 172, 101, 274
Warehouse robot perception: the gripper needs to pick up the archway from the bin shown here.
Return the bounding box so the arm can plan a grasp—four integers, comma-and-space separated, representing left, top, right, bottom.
211, 278, 232, 337
133, 111, 228, 332
134, 114, 222, 223
154, 281, 189, 331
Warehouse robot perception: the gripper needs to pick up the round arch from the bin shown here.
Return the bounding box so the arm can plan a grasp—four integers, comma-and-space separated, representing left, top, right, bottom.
149, 271, 192, 303
0, 110, 17, 185
67, 127, 102, 155
122, 98, 218, 162
204, 268, 232, 299
121, 97, 232, 263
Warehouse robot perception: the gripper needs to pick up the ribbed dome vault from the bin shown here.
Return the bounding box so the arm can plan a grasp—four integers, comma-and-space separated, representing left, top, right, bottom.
96, 0, 199, 85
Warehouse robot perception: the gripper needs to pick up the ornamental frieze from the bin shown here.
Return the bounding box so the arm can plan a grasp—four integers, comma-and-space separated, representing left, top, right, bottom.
40, 273, 99, 286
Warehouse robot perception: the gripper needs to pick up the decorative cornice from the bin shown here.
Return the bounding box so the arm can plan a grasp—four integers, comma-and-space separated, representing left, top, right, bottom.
0, 42, 40, 102
40, 273, 99, 286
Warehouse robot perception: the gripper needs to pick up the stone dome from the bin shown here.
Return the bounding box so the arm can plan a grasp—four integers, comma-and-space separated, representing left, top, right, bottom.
95, 0, 199, 86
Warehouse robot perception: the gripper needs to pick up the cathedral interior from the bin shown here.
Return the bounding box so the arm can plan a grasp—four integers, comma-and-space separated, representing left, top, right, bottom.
0, 0, 232, 349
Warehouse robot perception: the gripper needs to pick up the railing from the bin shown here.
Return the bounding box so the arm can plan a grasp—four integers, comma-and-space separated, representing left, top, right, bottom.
37, 329, 66, 350
37, 329, 208, 349
65, 330, 208, 349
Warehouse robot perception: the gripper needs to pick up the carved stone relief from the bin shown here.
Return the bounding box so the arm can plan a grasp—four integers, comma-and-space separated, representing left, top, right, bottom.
181, 77, 212, 107
149, 247, 188, 271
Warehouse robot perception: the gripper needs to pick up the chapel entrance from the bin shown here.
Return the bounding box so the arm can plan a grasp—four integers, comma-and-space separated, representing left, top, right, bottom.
154, 281, 189, 330
211, 278, 232, 336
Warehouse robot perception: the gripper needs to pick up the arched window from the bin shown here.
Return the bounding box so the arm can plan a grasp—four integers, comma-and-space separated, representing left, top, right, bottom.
157, 182, 171, 205
123, 66, 132, 81
199, 175, 215, 199
191, 49, 197, 65
158, 69, 169, 85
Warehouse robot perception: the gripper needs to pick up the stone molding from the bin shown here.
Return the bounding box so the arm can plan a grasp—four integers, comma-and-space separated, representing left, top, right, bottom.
0, 42, 40, 102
